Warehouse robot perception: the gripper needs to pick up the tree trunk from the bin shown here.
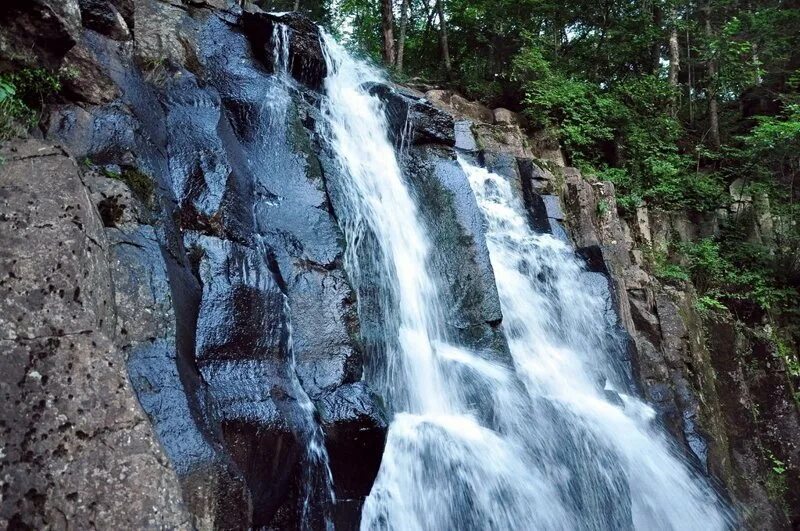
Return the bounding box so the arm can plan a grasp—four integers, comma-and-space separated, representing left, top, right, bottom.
293, 0, 300, 11
652, 3, 663, 73
703, 1, 720, 149
381, 0, 396, 66
668, 6, 680, 116
436, 0, 451, 76
396, 0, 410, 72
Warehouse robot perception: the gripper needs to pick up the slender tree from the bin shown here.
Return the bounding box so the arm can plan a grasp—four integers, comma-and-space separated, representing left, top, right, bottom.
668, 4, 681, 116
703, 0, 721, 149
381, 0, 397, 66
396, 0, 410, 73
436, 0, 451, 76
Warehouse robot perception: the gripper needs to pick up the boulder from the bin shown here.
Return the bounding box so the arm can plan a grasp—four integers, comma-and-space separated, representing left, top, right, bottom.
78, 0, 131, 40
242, 11, 327, 90
0, 140, 191, 529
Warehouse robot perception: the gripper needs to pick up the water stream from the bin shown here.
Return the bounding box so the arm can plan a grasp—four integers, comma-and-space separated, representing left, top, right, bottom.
312, 28, 732, 530
459, 158, 733, 530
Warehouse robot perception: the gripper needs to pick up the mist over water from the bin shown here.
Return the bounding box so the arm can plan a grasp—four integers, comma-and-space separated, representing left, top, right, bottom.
314, 29, 733, 530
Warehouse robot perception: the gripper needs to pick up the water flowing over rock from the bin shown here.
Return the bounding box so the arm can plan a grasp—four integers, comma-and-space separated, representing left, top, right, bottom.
2, 3, 795, 530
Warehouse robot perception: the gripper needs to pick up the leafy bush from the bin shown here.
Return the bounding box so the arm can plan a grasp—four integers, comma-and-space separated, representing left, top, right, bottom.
694, 295, 728, 315
0, 68, 62, 140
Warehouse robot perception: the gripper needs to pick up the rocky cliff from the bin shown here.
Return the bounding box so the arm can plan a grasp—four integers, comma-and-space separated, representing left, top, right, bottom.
0, 1, 506, 528
0, 1, 798, 530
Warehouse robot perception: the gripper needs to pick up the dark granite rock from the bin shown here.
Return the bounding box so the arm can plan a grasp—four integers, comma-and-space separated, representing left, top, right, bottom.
78, 0, 131, 40
367, 82, 456, 147
242, 11, 327, 90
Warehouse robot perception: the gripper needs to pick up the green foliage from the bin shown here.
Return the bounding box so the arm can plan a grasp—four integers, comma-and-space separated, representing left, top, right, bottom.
764, 450, 789, 504
772, 331, 800, 379
646, 245, 690, 284
96, 162, 155, 206
694, 295, 728, 315
0, 68, 62, 140
650, 236, 798, 316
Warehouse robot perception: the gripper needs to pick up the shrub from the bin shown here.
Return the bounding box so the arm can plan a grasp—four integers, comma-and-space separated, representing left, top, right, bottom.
0, 68, 62, 140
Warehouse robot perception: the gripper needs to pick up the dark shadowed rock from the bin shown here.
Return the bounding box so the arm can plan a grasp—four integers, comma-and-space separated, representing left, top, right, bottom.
367, 82, 455, 146
0, 0, 82, 70
318, 382, 388, 499
242, 11, 327, 90
78, 0, 131, 40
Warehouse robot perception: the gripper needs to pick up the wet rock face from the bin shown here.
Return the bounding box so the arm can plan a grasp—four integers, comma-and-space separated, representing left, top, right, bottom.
2, 6, 388, 530
401, 145, 509, 359
367, 83, 456, 147
242, 11, 328, 90
0, 140, 191, 530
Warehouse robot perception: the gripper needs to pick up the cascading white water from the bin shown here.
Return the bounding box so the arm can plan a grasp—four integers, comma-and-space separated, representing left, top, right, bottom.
319, 34, 568, 531
459, 157, 733, 530
315, 27, 732, 530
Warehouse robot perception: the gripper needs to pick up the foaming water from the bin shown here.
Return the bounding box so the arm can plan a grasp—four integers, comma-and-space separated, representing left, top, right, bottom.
460, 158, 733, 529
313, 23, 732, 530
319, 32, 570, 530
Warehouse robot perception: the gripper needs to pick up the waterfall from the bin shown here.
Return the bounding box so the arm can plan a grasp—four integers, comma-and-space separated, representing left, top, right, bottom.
459, 158, 733, 530
319, 33, 567, 530
315, 29, 732, 530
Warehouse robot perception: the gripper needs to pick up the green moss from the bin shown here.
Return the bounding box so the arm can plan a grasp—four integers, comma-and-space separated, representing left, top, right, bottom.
119, 168, 155, 205
596, 199, 609, 217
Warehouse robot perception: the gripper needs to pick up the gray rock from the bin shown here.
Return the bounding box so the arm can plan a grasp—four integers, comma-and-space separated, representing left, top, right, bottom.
455, 120, 478, 151
542, 195, 564, 220
0, 140, 191, 529
133, 0, 201, 70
